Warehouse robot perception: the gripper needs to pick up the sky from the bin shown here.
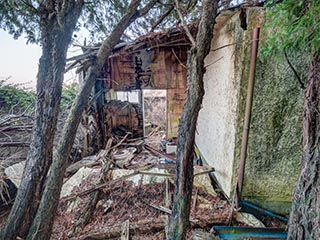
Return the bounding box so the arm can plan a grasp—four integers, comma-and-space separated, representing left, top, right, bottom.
0, 29, 83, 89
0, 29, 41, 89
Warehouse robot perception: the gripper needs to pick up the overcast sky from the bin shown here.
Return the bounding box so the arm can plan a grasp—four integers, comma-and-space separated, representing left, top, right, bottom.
0, 29, 41, 89
0, 29, 83, 89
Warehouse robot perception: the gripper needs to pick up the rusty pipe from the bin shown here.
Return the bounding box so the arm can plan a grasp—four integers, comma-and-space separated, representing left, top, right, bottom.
236, 28, 260, 202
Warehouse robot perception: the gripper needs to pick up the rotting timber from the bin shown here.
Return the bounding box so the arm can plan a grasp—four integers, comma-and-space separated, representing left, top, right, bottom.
73, 25, 194, 153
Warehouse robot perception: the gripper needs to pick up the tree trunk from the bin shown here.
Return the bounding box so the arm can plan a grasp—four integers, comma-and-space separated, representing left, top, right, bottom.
287, 52, 320, 239
26, 1, 158, 238
168, 1, 218, 239
0, 2, 84, 239
93, 78, 107, 151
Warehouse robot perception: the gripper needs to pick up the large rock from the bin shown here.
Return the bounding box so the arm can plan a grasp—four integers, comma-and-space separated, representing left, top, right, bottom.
61, 166, 100, 198
4, 161, 25, 187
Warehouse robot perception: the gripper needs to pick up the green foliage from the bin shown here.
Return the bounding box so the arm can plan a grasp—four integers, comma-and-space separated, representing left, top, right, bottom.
0, 80, 36, 112
60, 83, 79, 110
0, 0, 200, 45
263, 0, 320, 57
82, 0, 130, 39
0, 0, 40, 43
0, 80, 79, 112
80, 0, 184, 42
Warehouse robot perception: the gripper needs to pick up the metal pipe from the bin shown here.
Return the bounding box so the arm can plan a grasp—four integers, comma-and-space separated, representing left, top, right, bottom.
212, 226, 287, 239
236, 28, 260, 202
240, 200, 288, 223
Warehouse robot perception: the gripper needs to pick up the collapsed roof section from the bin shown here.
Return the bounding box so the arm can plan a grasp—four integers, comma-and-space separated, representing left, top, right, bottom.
67, 25, 196, 91
104, 26, 194, 91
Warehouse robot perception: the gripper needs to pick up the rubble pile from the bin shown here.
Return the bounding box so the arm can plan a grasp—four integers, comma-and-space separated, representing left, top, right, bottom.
0, 130, 284, 239
49, 134, 230, 239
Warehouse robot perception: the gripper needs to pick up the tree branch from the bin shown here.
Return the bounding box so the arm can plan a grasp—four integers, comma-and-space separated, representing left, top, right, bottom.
284, 49, 305, 89
96, 0, 141, 67
20, 0, 39, 14
172, 48, 187, 68
174, 0, 196, 47
137, 0, 158, 17
150, 5, 174, 32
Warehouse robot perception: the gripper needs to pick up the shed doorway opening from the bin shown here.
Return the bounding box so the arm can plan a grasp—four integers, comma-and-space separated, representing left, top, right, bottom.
143, 89, 167, 137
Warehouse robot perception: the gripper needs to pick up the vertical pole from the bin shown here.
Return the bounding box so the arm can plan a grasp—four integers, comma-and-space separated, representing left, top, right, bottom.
141, 89, 146, 137
236, 28, 260, 203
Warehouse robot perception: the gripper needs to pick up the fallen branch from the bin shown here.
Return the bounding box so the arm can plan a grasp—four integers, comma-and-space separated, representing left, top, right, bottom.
0, 114, 33, 126
0, 126, 33, 132
110, 132, 131, 151
147, 125, 161, 137
143, 202, 199, 224
63, 165, 168, 201
63, 165, 213, 202
66, 155, 98, 174
193, 168, 215, 177
138, 171, 174, 177
172, 48, 187, 69
174, 0, 195, 46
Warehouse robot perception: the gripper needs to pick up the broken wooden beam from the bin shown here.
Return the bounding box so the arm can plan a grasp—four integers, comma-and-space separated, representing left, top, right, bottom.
144, 144, 176, 161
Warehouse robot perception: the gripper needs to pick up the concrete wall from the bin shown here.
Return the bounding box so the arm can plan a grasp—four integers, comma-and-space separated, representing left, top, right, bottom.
236, 9, 304, 214
195, 11, 242, 196
196, 8, 303, 215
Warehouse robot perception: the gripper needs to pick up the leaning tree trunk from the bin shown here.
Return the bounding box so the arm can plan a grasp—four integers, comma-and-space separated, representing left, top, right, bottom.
93, 78, 108, 151
0, 2, 84, 239
26, 1, 157, 238
287, 52, 320, 239
168, 1, 218, 239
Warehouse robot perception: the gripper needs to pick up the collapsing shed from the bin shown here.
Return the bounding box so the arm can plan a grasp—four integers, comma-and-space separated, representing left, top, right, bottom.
102, 28, 192, 139
74, 7, 302, 216
71, 27, 192, 155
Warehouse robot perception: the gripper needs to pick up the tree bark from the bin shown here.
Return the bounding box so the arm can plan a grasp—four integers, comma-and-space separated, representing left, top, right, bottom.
168, 1, 218, 239
26, 1, 157, 239
287, 52, 320, 239
93, 78, 107, 151
0, 2, 84, 239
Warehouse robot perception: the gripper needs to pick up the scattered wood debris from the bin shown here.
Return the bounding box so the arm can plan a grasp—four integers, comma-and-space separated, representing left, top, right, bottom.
0, 127, 284, 239
47, 131, 232, 239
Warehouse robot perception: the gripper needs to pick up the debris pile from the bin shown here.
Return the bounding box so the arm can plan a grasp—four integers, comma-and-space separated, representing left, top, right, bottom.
47, 132, 229, 239
0, 127, 286, 239
0, 114, 32, 167
0, 113, 32, 207
0, 110, 83, 208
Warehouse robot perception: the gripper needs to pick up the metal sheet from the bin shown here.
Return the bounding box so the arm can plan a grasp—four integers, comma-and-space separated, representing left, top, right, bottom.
212, 226, 287, 239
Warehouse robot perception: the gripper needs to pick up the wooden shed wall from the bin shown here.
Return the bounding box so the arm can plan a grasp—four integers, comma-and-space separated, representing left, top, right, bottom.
106, 47, 188, 90
106, 46, 188, 138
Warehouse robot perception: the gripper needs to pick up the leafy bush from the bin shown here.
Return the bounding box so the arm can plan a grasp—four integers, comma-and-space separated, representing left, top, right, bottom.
60, 83, 79, 110
0, 80, 36, 113
0, 80, 79, 113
